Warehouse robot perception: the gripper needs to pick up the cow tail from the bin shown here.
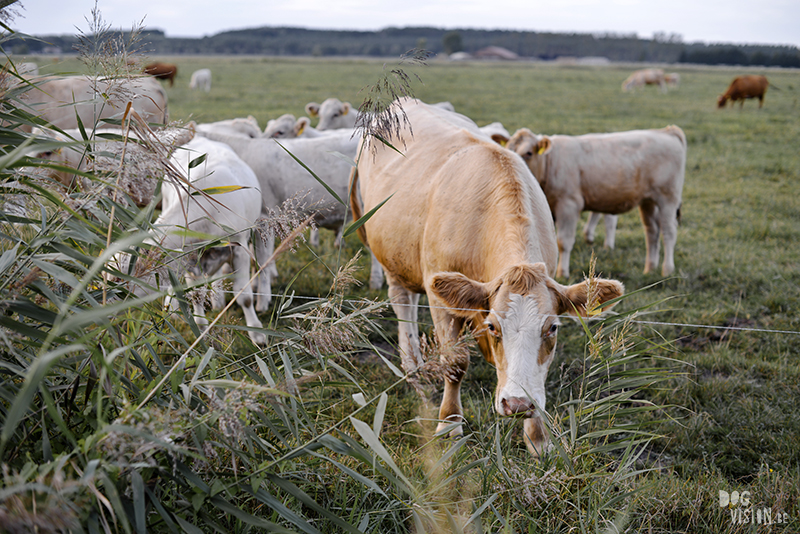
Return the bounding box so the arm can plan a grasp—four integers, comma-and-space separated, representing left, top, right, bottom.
348, 166, 369, 246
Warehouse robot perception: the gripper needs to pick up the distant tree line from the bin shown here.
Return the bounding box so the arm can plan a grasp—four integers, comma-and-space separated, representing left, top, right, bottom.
7, 26, 800, 67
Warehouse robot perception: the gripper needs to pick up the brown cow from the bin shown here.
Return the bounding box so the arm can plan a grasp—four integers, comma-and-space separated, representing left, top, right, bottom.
350, 97, 624, 455
143, 62, 178, 87
718, 75, 769, 108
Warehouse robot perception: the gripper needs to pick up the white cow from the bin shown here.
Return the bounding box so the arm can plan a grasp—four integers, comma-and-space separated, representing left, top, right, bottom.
195, 116, 262, 139
262, 114, 344, 139
306, 98, 455, 132
115, 136, 266, 345
16, 75, 168, 131
350, 97, 624, 455
506, 126, 687, 278
194, 128, 383, 306
189, 68, 212, 92
305, 98, 358, 131
621, 68, 667, 93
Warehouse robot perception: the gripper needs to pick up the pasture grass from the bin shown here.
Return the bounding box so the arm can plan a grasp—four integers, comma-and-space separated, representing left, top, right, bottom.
12, 53, 800, 531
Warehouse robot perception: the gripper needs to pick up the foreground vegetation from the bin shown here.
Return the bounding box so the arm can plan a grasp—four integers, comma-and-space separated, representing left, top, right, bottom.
3, 39, 800, 533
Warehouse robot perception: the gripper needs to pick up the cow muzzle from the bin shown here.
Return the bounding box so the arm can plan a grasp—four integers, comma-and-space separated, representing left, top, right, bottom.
501, 396, 535, 417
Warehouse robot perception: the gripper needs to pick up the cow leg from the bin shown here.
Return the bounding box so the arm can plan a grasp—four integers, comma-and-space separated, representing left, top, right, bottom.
582, 212, 602, 245
639, 200, 661, 274
253, 230, 275, 312
333, 227, 344, 248
369, 252, 385, 290
603, 214, 618, 249
430, 305, 468, 437
658, 203, 680, 276
309, 228, 320, 248
385, 274, 424, 374
555, 205, 580, 279
231, 247, 267, 345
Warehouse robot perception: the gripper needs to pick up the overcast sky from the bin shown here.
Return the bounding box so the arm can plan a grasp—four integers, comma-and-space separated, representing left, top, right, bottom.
11, 0, 800, 48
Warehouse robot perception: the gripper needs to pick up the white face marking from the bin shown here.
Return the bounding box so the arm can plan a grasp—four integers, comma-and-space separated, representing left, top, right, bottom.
493, 293, 558, 414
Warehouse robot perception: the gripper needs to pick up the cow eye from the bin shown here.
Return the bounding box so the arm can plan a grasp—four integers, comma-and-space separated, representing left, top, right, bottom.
545, 323, 558, 337
486, 321, 499, 336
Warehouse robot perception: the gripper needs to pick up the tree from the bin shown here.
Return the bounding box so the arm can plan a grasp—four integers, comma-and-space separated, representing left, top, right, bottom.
442, 31, 463, 55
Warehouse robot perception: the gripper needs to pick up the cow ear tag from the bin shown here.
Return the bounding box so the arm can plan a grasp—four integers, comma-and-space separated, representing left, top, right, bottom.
537, 145, 547, 155
297, 124, 305, 136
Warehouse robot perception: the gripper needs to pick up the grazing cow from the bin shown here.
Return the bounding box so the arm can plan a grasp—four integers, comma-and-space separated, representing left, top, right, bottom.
350, 97, 624, 455
18, 62, 39, 76
14, 75, 168, 131
196, 116, 262, 139
622, 68, 667, 93
195, 128, 366, 306
114, 135, 266, 346
506, 126, 687, 279
717, 75, 770, 108
665, 72, 680, 88
189, 68, 211, 92
143, 62, 178, 87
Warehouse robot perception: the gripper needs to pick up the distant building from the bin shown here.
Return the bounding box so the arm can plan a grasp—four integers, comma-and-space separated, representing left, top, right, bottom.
472, 46, 519, 60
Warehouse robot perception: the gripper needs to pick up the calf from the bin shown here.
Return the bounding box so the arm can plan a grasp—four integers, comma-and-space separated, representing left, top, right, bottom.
117, 135, 266, 345
507, 126, 687, 278
718, 75, 769, 108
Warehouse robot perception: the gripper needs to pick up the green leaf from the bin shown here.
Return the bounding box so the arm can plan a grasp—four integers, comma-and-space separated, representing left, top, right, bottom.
342, 193, 394, 238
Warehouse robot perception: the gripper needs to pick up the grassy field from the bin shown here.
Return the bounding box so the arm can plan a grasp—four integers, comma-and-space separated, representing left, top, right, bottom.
16, 54, 800, 531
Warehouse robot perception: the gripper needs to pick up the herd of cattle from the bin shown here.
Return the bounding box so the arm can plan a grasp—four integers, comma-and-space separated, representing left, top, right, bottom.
13, 63, 773, 454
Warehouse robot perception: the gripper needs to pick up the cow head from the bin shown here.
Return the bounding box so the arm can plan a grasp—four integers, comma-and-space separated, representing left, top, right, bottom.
314, 98, 353, 130
264, 114, 299, 138
506, 128, 552, 187
717, 95, 729, 108
430, 263, 624, 455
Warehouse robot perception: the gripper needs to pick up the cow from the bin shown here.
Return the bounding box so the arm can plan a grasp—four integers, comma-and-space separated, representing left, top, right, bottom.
113, 135, 267, 346
143, 62, 178, 87
305, 98, 358, 130
349, 97, 624, 455
506, 126, 687, 279
14, 75, 168, 132
621, 68, 667, 93
718, 75, 770, 108
306, 98, 455, 131
262, 114, 345, 139
665, 72, 680, 88
189, 68, 211, 92
196, 116, 262, 139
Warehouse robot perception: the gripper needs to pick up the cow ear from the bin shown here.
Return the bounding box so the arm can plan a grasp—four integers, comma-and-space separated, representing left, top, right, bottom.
295, 117, 310, 136
536, 137, 552, 156
430, 271, 490, 318
491, 133, 509, 147
305, 103, 320, 117
342, 102, 351, 116
547, 277, 624, 317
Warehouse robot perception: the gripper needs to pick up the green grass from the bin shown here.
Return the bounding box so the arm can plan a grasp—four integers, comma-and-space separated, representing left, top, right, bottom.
10, 54, 800, 531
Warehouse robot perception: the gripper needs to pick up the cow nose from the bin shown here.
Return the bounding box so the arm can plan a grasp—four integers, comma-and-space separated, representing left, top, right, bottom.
501, 396, 534, 417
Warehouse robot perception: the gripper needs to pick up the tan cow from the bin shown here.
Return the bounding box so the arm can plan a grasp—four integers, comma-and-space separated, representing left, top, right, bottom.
506, 126, 687, 279
718, 75, 770, 108
622, 68, 667, 93
16, 75, 168, 131
350, 97, 624, 455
